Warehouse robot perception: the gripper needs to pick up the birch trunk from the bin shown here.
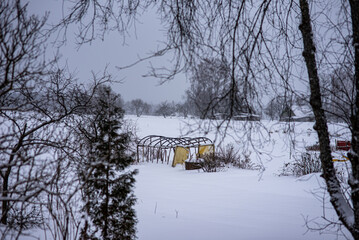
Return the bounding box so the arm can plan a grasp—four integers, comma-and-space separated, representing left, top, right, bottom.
299, 0, 359, 238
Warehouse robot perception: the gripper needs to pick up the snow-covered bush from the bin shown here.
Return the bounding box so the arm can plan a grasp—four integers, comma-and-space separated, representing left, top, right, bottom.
216, 144, 238, 165
217, 144, 257, 170
199, 144, 257, 172
199, 154, 224, 172
281, 151, 321, 177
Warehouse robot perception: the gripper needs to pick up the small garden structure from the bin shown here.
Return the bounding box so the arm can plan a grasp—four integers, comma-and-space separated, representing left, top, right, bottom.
136, 135, 214, 167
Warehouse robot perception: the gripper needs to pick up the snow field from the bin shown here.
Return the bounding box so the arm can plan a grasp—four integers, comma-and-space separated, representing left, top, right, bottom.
128, 115, 352, 240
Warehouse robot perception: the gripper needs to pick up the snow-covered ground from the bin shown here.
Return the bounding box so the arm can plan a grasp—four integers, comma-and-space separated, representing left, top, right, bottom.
127, 115, 352, 240
3, 115, 351, 239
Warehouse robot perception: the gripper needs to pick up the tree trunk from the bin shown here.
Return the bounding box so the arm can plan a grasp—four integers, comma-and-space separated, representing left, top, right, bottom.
104, 166, 109, 240
349, 0, 359, 235
298, 0, 358, 237
1, 175, 9, 224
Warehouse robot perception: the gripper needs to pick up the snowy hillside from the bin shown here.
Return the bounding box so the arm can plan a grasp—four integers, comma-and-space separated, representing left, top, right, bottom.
127, 115, 352, 240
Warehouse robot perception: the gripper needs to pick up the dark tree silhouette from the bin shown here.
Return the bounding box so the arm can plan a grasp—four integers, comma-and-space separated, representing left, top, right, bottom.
130, 98, 150, 117
0, 1, 110, 238
155, 101, 175, 118
186, 58, 231, 119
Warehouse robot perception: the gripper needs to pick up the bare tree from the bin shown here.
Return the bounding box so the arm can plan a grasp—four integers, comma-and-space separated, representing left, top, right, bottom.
130, 98, 150, 117
155, 101, 175, 118
320, 64, 355, 124
186, 58, 232, 119
0, 0, 50, 226
298, 0, 359, 237
53, 0, 146, 45
0, 1, 110, 239
0, 0, 49, 105
265, 96, 287, 120
175, 101, 190, 118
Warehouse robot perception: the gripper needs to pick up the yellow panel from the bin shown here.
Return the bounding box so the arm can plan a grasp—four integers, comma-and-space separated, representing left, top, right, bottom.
332, 155, 349, 162
198, 144, 215, 159
172, 146, 190, 167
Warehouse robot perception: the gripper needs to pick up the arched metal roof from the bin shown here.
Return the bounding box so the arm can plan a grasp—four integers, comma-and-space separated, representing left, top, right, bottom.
137, 135, 213, 149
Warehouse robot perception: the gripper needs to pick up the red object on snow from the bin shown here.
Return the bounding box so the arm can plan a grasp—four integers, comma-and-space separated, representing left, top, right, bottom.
336, 141, 351, 151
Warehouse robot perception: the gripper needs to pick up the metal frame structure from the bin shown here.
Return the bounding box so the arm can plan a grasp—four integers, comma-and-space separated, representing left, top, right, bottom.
136, 135, 213, 164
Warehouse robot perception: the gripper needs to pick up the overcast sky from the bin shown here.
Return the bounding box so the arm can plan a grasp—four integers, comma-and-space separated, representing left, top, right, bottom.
28, 0, 189, 104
